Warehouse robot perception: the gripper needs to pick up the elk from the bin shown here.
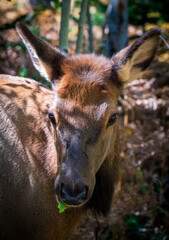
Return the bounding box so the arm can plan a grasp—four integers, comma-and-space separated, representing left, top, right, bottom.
0, 23, 161, 240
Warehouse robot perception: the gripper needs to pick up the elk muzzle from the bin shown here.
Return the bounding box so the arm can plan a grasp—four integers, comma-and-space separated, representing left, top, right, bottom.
55, 170, 89, 206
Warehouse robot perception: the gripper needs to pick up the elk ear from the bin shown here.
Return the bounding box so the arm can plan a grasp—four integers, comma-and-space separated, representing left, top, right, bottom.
113, 28, 161, 86
16, 22, 65, 82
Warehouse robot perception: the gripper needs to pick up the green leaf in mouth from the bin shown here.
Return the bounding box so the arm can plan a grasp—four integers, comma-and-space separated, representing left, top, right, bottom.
58, 202, 67, 213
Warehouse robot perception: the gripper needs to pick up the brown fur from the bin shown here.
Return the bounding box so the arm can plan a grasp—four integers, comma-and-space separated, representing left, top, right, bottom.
0, 75, 86, 240
55, 54, 120, 103
0, 24, 161, 240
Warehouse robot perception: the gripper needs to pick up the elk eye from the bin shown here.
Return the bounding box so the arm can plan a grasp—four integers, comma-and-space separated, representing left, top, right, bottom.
107, 113, 118, 127
48, 112, 56, 126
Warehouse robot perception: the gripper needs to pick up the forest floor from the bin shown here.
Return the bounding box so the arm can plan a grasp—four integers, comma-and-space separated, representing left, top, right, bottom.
0, 4, 169, 240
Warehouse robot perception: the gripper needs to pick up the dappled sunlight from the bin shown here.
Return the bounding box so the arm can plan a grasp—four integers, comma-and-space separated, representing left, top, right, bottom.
0, 0, 169, 239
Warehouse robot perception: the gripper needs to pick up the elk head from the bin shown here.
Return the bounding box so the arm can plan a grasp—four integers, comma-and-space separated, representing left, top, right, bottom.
16, 23, 160, 215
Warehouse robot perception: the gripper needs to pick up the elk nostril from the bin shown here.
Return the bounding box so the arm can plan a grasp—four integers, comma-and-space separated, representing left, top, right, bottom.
60, 184, 68, 203
78, 186, 88, 201
60, 183, 88, 205
85, 137, 91, 145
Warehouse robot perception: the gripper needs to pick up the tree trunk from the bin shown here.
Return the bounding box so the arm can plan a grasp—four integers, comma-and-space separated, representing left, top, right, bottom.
87, 4, 94, 53
75, 0, 88, 53
104, 0, 128, 57
59, 0, 71, 52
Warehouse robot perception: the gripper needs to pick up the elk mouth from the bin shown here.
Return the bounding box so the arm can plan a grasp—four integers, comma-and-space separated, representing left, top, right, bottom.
55, 192, 88, 208
54, 175, 92, 208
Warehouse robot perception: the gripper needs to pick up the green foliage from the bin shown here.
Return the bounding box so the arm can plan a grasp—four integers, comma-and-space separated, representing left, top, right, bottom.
18, 67, 51, 88
74, 0, 82, 7
128, 0, 169, 26
157, 206, 167, 215
29, 72, 52, 88
90, 1, 107, 26
18, 68, 28, 77
5, 41, 26, 51
52, 0, 61, 10
124, 213, 143, 231
123, 209, 169, 240
74, 0, 107, 26
58, 202, 67, 213
140, 184, 148, 195
153, 178, 166, 195
137, 167, 143, 179
30, 26, 41, 36
123, 213, 149, 239
92, 11, 105, 26
150, 233, 168, 240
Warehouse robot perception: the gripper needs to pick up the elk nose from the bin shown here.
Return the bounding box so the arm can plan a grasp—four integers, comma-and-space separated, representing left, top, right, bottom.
60, 183, 88, 206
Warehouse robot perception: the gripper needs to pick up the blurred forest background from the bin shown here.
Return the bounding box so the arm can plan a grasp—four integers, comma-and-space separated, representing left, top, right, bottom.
0, 0, 169, 239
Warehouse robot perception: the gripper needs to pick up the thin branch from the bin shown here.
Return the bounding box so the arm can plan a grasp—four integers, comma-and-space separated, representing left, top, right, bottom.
59, 0, 71, 52
160, 35, 169, 49
75, 0, 88, 53
87, 4, 93, 53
